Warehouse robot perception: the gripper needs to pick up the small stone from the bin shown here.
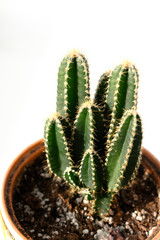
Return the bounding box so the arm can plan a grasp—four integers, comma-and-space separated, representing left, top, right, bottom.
136, 212, 143, 221
83, 199, 88, 204
153, 212, 157, 217
131, 212, 136, 218
40, 172, 50, 178
97, 229, 103, 235
83, 229, 89, 234
136, 216, 142, 221
95, 219, 104, 227
108, 217, 113, 224
141, 209, 146, 215
76, 197, 83, 203
149, 228, 153, 236
63, 207, 67, 212
56, 197, 62, 206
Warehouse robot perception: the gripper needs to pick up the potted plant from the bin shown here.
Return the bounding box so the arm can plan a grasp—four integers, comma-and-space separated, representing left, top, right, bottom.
1, 50, 160, 240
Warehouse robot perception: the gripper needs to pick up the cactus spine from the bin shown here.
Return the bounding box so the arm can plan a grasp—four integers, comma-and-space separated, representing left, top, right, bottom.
44, 51, 142, 217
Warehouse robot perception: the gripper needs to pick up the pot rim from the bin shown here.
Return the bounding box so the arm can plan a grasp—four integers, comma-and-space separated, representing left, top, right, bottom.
1, 139, 160, 240
1, 139, 45, 240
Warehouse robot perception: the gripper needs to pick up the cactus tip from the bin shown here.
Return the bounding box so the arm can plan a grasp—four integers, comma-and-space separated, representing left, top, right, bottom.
49, 112, 59, 121
108, 69, 112, 75
122, 60, 133, 67
77, 100, 92, 112
68, 49, 80, 58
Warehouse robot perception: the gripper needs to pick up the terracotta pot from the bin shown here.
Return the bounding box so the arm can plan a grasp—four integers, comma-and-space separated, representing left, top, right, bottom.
0, 139, 160, 240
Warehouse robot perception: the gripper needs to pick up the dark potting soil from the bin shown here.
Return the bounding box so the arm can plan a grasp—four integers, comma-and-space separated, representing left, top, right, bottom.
12, 152, 159, 240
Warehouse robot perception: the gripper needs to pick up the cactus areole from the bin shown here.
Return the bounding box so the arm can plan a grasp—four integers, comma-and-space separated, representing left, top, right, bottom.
44, 51, 142, 217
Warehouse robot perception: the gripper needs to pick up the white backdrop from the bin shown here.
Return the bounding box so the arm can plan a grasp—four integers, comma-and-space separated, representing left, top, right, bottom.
0, 0, 160, 238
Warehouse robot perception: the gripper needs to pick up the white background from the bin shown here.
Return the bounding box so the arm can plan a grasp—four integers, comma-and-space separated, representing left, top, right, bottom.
0, 0, 160, 238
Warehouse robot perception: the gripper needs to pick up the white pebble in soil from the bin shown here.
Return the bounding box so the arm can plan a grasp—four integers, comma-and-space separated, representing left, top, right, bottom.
32, 186, 44, 200
76, 197, 83, 203
83, 229, 89, 235
40, 172, 50, 178
56, 197, 62, 206
94, 229, 109, 240
52, 231, 59, 236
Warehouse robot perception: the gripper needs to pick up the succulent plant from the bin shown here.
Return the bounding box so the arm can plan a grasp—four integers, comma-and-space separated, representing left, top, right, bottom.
44, 51, 142, 217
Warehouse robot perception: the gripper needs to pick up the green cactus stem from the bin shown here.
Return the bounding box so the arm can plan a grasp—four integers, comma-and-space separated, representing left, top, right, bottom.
95, 110, 142, 215
80, 150, 103, 192
105, 62, 139, 146
56, 50, 90, 123
94, 72, 110, 111
105, 109, 137, 192
93, 72, 111, 139
72, 101, 105, 166
44, 113, 72, 178
94, 191, 114, 216
121, 114, 142, 187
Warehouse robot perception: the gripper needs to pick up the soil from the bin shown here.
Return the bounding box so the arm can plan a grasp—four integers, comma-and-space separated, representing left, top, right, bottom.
12, 152, 159, 240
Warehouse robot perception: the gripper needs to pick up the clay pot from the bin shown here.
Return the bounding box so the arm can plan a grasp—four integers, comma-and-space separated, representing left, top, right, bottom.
0, 139, 160, 240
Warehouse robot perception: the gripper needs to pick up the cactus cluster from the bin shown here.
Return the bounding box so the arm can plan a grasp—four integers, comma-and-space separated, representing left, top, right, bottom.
44, 51, 142, 217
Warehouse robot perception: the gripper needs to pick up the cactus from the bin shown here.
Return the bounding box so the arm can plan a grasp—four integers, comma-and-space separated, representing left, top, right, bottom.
44, 51, 142, 217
